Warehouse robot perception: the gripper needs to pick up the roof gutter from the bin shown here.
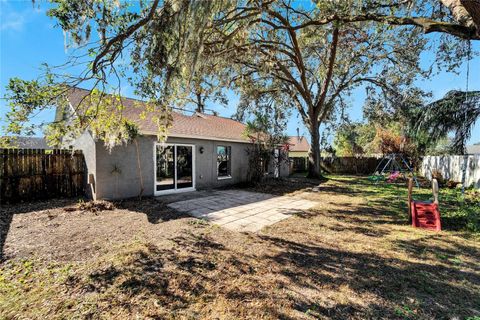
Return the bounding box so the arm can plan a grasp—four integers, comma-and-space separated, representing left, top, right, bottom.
140, 131, 252, 144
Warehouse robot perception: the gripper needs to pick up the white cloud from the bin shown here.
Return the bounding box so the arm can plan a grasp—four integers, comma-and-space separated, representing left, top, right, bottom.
0, 1, 44, 32
0, 12, 26, 31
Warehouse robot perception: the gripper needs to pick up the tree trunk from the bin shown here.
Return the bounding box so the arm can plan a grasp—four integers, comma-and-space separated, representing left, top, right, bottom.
195, 92, 204, 113
440, 0, 475, 27
460, 0, 480, 36
307, 122, 323, 179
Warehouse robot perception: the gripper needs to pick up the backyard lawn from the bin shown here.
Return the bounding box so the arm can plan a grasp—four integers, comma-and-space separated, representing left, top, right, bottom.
1, 176, 479, 319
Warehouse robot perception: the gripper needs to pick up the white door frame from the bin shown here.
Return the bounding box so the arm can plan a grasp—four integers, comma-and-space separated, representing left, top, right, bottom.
154, 143, 196, 196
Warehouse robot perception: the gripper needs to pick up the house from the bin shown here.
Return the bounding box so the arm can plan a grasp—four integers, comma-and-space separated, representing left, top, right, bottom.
287, 135, 310, 173
61, 88, 287, 200
466, 144, 480, 155
1, 136, 52, 149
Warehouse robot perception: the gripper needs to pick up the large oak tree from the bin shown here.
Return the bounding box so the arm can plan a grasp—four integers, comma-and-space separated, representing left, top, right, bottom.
3, 0, 479, 177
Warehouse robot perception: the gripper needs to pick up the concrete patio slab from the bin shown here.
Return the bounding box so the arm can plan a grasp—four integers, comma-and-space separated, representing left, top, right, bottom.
167, 190, 317, 232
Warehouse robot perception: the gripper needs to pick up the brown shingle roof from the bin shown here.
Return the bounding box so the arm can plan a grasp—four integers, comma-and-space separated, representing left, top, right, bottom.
467, 144, 480, 154
287, 136, 310, 152
66, 88, 249, 143
1, 136, 52, 149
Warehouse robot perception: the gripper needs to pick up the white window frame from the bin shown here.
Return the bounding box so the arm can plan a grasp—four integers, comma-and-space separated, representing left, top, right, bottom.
153, 143, 196, 196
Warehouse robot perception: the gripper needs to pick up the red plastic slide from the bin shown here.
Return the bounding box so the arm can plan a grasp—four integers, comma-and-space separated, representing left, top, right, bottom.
408, 178, 442, 231
410, 201, 441, 231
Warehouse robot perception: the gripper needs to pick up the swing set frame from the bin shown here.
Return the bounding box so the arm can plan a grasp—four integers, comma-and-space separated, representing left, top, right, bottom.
371, 153, 419, 187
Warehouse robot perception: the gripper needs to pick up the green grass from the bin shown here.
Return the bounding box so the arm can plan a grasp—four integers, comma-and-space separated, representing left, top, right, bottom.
326, 175, 480, 236
1, 175, 479, 319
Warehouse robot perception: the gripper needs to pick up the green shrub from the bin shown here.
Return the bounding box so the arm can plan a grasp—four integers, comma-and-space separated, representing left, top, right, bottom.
441, 189, 480, 233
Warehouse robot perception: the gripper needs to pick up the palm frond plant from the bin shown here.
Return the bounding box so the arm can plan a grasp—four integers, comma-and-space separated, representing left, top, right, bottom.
415, 90, 480, 154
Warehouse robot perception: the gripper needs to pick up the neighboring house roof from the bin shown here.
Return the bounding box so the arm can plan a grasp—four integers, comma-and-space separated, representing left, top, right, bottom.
287, 136, 310, 152
466, 144, 480, 154
66, 88, 249, 143
1, 136, 52, 149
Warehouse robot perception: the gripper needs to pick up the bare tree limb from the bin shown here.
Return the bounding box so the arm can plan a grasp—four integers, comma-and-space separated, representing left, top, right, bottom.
92, 0, 160, 74
315, 26, 340, 117
291, 13, 479, 40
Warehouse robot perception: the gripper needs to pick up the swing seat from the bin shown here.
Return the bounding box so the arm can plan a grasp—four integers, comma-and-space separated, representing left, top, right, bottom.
387, 171, 401, 182
371, 153, 418, 187
368, 175, 385, 182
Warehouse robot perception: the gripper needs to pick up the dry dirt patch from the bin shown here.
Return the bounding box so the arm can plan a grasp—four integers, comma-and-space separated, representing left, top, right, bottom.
1, 198, 195, 262
1, 177, 479, 319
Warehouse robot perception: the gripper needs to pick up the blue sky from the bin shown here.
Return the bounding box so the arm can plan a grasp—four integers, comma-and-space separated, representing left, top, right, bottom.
1, 0, 479, 145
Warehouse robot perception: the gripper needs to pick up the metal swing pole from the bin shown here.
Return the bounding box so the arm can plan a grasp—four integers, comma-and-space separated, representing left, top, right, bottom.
381, 156, 393, 175
391, 154, 402, 172
400, 155, 419, 188
373, 157, 386, 174
370, 155, 390, 184
373, 154, 393, 184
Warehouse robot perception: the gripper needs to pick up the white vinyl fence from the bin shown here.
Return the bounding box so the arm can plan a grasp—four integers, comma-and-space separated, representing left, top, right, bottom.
420, 155, 480, 188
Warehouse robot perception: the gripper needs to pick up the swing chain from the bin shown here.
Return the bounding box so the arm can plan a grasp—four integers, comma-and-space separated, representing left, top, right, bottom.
461, 40, 471, 195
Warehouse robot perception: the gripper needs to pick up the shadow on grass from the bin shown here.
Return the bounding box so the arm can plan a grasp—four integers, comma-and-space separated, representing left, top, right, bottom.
257, 234, 480, 318
82, 234, 293, 319
80, 232, 479, 319
323, 222, 392, 238
242, 176, 327, 196
392, 236, 480, 270
316, 202, 408, 225
114, 197, 190, 224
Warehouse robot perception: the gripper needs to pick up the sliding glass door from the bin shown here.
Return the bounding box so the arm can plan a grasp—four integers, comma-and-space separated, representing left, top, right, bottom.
156, 145, 175, 191
155, 144, 195, 194
176, 145, 193, 189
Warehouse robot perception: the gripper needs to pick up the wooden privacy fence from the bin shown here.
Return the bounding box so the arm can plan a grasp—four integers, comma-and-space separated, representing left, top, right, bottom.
0, 149, 86, 204
320, 156, 382, 175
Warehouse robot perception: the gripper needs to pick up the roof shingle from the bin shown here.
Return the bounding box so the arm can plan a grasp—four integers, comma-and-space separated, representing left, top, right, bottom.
287, 136, 310, 152
466, 144, 480, 154
66, 88, 249, 143
1, 136, 52, 149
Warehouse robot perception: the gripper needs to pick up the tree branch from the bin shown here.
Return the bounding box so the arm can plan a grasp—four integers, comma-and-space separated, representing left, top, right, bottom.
460, 0, 480, 36
315, 26, 340, 116
266, 8, 314, 106
92, 0, 160, 74
291, 13, 479, 40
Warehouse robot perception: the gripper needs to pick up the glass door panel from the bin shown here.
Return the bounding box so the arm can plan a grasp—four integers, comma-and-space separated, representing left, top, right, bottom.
156, 145, 175, 191
176, 146, 193, 189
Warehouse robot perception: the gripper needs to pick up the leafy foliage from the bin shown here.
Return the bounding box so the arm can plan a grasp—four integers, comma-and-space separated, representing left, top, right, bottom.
333, 122, 376, 156
414, 90, 480, 154
1, 78, 67, 147
372, 126, 418, 157
354, 85, 480, 158
334, 122, 420, 160
2, 0, 477, 170
241, 100, 289, 183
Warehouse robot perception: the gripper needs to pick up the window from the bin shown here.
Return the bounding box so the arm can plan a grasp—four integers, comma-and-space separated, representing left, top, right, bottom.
217, 146, 231, 178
